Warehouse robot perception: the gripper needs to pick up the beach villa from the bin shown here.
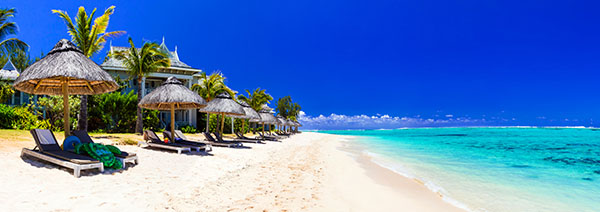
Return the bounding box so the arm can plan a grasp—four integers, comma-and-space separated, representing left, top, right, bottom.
101, 37, 202, 129
0, 59, 32, 106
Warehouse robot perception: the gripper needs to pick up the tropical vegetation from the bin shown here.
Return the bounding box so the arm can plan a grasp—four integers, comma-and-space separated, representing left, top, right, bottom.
0, 5, 304, 135
238, 88, 274, 132
53, 5, 125, 132
191, 71, 234, 132
0, 8, 27, 55
111, 37, 170, 133
275, 96, 301, 121
0, 80, 14, 103
238, 88, 273, 112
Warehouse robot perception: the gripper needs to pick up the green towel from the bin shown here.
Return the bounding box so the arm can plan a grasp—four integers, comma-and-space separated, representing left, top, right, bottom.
75, 143, 123, 169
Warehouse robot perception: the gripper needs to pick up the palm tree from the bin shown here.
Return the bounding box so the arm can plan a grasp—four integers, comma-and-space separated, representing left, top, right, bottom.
53, 5, 125, 131
275, 96, 292, 118
112, 37, 170, 133
238, 88, 273, 133
238, 88, 273, 112
0, 8, 27, 55
191, 71, 234, 132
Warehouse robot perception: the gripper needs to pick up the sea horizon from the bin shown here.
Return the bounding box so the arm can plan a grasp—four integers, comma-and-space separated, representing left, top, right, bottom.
306, 125, 594, 131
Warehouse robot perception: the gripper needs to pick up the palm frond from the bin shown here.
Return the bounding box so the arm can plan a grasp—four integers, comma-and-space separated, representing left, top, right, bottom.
0, 38, 28, 54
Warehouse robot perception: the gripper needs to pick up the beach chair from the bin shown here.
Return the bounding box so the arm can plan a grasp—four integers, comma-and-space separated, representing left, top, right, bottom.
202, 132, 243, 148
73, 130, 138, 166
171, 130, 226, 148
211, 132, 245, 146
163, 131, 212, 152
20, 129, 104, 178
275, 131, 290, 137
258, 132, 279, 141
235, 131, 265, 143
214, 131, 262, 144
140, 130, 193, 154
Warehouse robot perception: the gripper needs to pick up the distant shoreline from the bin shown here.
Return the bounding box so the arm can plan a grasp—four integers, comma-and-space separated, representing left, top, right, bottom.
308, 125, 595, 131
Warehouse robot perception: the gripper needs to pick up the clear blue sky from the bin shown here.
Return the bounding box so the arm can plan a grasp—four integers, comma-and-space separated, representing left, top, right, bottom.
5, 0, 600, 129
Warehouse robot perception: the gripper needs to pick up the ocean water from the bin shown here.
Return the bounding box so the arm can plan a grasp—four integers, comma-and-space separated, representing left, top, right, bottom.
321, 127, 600, 212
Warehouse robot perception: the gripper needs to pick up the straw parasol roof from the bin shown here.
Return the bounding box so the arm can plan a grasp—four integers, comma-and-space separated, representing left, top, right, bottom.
276, 116, 287, 126
13, 39, 119, 137
231, 101, 260, 121
139, 76, 207, 140
198, 92, 245, 116
138, 76, 206, 110
198, 92, 245, 135
258, 109, 278, 124
287, 118, 296, 126
14, 39, 118, 95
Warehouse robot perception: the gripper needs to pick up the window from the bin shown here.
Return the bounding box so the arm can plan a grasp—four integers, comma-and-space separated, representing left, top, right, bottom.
14, 91, 21, 105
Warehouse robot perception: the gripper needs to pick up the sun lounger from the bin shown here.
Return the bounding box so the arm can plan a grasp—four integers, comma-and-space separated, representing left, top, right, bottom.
139, 130, 193, 154
20, 129, 104, 177
214, 131, 262, 144
163, 131, 212, 152
275, 131, 290, 137
258, 132, 279, 141
201, 132, 243, 148
268, 131, 286, 139
171, 130, 234, 148
73, 130, 138, 166
234, 131, 265, 143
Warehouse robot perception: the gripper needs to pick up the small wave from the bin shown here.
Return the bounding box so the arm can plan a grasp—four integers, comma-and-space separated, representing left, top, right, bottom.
363, 151, 475, 212
435, 134, 468, 137
511, 164, 533, 168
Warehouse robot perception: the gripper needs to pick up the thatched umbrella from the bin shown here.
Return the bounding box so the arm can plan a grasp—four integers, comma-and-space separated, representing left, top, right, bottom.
13, 39, 118, 137
198, 92, 245, 136
286, 118, 296, 132
276, 115, 286, 131
293, 120, 302, 133
139, 76, 207, 141
230, 101, 260, 134
258, 105, 277, 135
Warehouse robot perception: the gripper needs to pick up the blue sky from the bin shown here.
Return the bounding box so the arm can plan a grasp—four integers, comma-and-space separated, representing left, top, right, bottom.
5, 0, 600, 129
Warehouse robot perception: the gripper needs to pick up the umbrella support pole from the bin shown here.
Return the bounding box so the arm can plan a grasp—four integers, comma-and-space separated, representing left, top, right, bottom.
220, 113, 225, 136
171, 104, 175, 141
62, 80, 70, 137
242, 121, 245, 134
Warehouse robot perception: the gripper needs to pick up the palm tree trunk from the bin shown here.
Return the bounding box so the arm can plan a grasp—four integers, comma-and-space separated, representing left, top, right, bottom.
78, 95, 87, 131
205, 113, 210, 133
135, 78, 143, 134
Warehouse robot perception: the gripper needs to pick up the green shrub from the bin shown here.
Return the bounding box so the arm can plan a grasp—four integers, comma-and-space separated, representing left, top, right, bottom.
208, 114, 233, 133
37, 95, 80, 131
0, 104, 15, 129
143, 109, 160, 131
180, 125, 197, 133
88, 91, 161, 133
0, 104, 50, 130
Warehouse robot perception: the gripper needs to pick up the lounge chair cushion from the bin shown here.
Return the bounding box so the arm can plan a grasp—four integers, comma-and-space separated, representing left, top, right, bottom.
32, 129, 62, 151
44, 150, 98, 164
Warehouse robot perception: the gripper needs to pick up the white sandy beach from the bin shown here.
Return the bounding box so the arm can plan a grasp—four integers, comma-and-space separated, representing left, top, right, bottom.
0, 132, 462, 211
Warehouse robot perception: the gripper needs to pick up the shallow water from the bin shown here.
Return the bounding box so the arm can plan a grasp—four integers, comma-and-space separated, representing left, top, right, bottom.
322, 128, 600, 212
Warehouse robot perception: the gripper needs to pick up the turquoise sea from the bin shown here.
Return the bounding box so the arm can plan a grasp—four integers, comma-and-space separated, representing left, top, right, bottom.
321, 127, 600, 212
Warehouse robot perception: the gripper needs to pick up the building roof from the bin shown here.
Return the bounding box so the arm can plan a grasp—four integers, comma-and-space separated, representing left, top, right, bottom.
101, 37, 196, 70
0, 59, 19, 80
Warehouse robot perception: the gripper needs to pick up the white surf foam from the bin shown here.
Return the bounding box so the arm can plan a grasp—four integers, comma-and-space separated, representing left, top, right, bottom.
363, 150, 475, 212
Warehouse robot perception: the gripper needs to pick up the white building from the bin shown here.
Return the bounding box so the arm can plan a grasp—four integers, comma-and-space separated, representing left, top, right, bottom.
101, 37, 202, 129
0, 59, 30, 106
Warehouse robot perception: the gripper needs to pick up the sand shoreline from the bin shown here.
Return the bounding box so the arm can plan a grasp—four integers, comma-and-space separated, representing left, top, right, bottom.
0, 131, 462, 211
